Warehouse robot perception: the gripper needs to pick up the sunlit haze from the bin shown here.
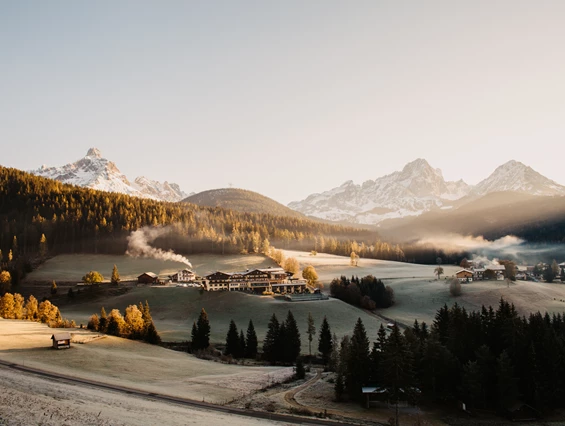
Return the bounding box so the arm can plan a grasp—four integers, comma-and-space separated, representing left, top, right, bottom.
2, 1, 565, 204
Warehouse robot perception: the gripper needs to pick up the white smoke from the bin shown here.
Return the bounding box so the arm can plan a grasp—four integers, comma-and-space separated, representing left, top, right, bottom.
416, 234, 524, 253
126, 226, 192, 267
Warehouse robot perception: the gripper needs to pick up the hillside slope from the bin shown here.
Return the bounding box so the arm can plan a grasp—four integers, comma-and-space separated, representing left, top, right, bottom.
183, 188, 305, 218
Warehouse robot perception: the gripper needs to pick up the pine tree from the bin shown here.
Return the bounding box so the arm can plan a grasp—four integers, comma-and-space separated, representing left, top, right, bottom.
318, 316, 333, 363
144, 320, 161, 345
346, 318, 371, 401
497, 350, 519, 409
225, 319, 240, 357
295, 357, 306, 379
245, 319, 258, 359
238, 329, 246, 359
196, 308, 210, 350
335, 371, 345, 402
191, 322, 198, 352
307, 312, 316, 358
263, 313, 280, 364
284, 310, 301, 363
111, 264, 120, 286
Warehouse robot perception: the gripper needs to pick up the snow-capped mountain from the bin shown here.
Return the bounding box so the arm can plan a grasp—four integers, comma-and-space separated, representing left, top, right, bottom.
289, 159, 565, 225
30, 148, 188, 202
289, 159, 471, 224
473, 160, 565, 197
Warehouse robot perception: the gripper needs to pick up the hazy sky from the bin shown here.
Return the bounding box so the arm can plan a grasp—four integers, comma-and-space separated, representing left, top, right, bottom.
1, 1, 565, 204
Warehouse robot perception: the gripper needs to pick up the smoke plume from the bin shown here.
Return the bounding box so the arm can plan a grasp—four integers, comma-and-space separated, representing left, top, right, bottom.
126, 226, 192, 267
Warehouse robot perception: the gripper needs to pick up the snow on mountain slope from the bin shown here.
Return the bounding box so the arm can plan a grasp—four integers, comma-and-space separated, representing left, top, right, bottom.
289, 159, 471, 224
289, 158, 565, 225
30, 148, 188, 202
473, 160, 565, 196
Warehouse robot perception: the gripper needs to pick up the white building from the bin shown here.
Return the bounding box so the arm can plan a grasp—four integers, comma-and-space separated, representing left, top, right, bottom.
174, 269, 196, 282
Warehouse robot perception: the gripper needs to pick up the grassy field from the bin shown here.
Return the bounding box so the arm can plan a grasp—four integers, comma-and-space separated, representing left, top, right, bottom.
0, 320, 289, 405
26, 251, 565, 347
26, 253, 279, 282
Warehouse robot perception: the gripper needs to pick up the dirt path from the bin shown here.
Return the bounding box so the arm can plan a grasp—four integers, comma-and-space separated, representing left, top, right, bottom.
283, 368, 323, 409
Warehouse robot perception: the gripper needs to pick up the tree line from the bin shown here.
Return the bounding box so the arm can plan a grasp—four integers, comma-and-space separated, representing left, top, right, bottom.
0, 167, 410, 281
87, 301, 161, 344
324, 298, 565, 416
330, 275, 394, 309
0, 292, 71, 327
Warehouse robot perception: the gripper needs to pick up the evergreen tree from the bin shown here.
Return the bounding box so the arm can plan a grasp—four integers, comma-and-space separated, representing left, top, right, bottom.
238, 329, 246, 359
335, 371, 345, 402
225, 319, 240, 357
543, 264, 556, 283
328, 332, 340, 372
263, 313, 280, 364
144, 320, 162, 345
283, 310, 301, 363
318, 316, 333, 363
245, 319, 258, 359
307, 312, 316, 358
462, 361, 482, 408
295, 357, 306, 379
346, 318, 371, 401
190, 322, 198, 351
195, 308, 211, 350
111, 264, 120, 285
496, 350, 519, 409
380, 325, 415, 408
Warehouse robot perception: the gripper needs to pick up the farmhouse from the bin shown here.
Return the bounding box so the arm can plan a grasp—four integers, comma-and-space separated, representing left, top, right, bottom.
138, 272, 158, 284
51, 332, 71, 349
203, 267, 307, 293
456, 269, 474, 283
172, 269, 196, 282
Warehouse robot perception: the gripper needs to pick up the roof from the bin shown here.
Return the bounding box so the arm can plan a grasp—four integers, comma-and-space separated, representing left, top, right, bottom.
51, 332, 71, 341
456, 269, 474, 274
362, 387, 387, 394
139, 272, 158, 278
179, 269, 194, 273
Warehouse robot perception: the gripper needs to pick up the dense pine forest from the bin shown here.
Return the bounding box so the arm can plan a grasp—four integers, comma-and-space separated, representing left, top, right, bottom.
0, 167, 409, 280
332, 299, 565, 416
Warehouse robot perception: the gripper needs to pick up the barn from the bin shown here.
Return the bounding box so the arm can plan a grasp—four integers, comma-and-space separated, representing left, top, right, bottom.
51, 332, 71, 349
138, 272, 158, 284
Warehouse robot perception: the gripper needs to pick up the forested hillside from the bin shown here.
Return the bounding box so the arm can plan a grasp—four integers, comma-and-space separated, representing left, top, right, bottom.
0, 168, 407, 282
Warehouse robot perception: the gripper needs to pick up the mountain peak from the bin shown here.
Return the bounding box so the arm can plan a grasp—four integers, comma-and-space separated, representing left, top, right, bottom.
86, 147, 102, 158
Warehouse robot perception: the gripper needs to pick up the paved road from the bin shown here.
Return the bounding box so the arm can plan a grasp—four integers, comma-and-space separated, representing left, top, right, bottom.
0, 359, 345, 425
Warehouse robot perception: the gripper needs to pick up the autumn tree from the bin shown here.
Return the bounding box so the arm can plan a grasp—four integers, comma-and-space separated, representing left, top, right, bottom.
0, 270, 11, 294
124, 305, 144, 339
302, 265, 319, 287
111, 264, 121, 286
82, 271, 104, 284
25, 295, 38, 320
434, 266, 444, 280
283, 257, 300, 277
39, 234, 48, 258
0, 293, 15, 318
13, 293, 24, 319
106, 309, 127, 336
350, 252, 359, 267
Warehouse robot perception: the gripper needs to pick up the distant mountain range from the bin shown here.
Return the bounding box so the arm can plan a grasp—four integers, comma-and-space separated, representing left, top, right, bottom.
288, 159, 565, 224
183, 188, 305, 218
30, 148, 189, 202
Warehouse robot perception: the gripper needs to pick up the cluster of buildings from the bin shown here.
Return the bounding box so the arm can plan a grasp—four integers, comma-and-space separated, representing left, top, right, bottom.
137, 266, 308, 293
203, 267, 308, 293
455, 261, 565, 283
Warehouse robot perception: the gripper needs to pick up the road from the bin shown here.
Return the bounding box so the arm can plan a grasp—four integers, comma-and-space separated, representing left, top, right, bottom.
0, 359, 343, 425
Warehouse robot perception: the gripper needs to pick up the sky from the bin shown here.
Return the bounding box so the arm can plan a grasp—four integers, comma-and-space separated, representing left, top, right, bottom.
1, 1, 565, 204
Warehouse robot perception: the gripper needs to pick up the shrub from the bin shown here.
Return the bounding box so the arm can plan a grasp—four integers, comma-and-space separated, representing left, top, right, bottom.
449, 278, 462, 297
